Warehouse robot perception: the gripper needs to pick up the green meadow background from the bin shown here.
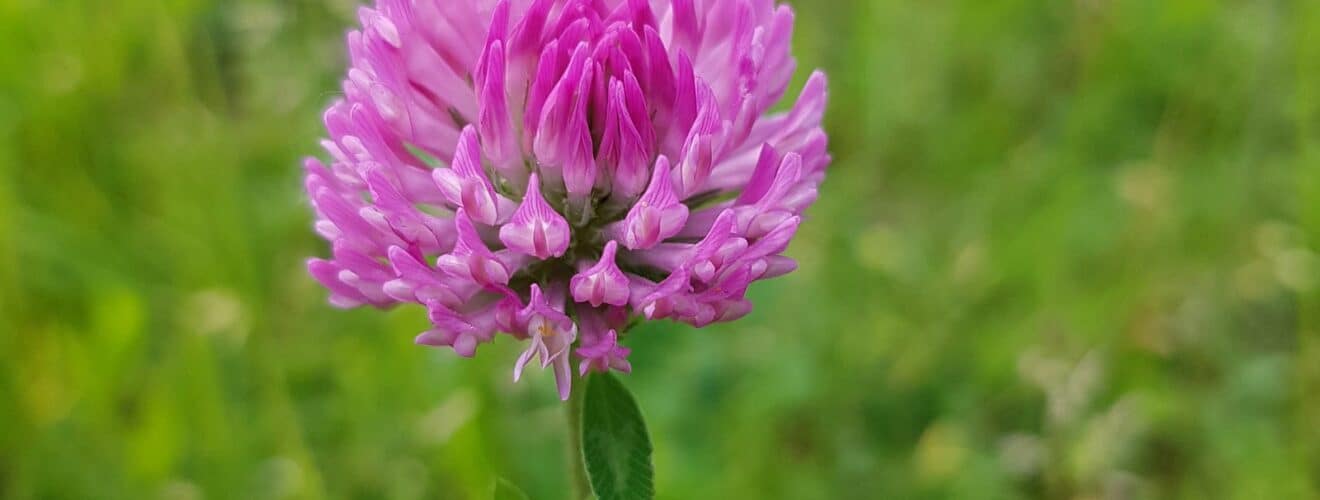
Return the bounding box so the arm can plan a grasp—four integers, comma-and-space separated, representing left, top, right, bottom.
3, 0, 1319, 498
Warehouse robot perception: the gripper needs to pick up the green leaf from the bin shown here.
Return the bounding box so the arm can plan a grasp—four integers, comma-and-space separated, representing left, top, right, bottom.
580, 372, 654, 500
492, 477, 530, 500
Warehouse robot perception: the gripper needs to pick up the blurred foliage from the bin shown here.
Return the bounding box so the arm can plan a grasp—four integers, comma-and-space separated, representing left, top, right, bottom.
1, 0, 1319, 498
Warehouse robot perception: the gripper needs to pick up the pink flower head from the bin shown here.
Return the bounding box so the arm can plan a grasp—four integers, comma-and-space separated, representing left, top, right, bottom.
306, 0, 829, 399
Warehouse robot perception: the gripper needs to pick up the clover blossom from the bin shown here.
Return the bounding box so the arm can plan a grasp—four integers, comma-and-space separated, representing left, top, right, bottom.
306, 0, 829, 399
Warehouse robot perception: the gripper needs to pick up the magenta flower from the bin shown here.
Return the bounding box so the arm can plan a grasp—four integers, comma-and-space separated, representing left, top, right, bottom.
306, 0, 829, 399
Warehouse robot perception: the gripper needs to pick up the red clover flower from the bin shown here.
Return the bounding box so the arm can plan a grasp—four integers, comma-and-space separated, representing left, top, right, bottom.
306, 0, 829, 399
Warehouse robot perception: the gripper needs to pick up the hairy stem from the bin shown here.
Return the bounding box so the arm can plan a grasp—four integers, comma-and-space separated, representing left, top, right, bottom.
567, 370, 592, 499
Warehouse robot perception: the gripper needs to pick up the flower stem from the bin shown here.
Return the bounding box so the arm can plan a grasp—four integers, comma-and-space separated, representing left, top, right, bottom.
567, 371, 592, 499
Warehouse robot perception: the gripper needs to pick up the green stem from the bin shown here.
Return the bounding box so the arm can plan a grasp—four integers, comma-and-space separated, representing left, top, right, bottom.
567, 370, 592, 499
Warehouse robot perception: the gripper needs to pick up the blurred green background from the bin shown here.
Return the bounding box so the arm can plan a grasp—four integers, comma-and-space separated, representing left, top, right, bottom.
2, 0, 1319, 498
